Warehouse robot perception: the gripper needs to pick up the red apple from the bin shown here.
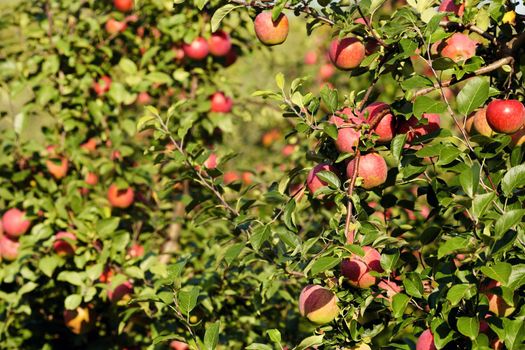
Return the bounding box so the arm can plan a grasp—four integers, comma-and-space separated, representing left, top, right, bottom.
341, 246, 383, 288
346, 153, 388, 189
261, 129, 281, 147
471, 108, 494, 136
172, 46, 185, 61
223, 47, 238, 67
328, 37, 365, 70
486, 99, 525, 134
510, 128, 525, 147
281, 144, 296, 156
2, 208, 31, 237
242, 172, 253, 185
93, 76, 112, 96
107, 184, 135, 208
81, 138, 98, 152
203, 153, 218, 169
53, 231, 77, 256
210, 92, 233, 113
440, 33, 477, 62
114, 0, 133, 12
319, 63, 335, 81
223, 171, 240, 185
85, 172, 99, 186
105, 18, 127, 34
136, 91, 151, 105
416, 329, 436, 350
304, 51, 317, 65
377, 279, 401, 302
108, 281, 133, 302
299, 285, 339, 324
0, 234, 20, 261
483, 280, 515, 317
46, 157, 69, 179
361, 102, 396, 143
438, 0, 464, 17
127, 244, 144, 258
335, 127, 361, 153
306, 163, 338, 195
182, 37, 209, 60
208, 30, 232, 57
170, 341, 190, 350
253, 11, 289, 46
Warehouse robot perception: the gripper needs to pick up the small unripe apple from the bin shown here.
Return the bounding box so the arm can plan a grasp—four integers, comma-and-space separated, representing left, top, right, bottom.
107, 184, 135, 208
93, 76, 112, 96
208, 30, 232, 57
108, 281, 133, 302
483, 280, 515, 317
471, 108, 494, 136
105, 18, 127, 34
203, 153, 218, 170
0, 234, 20, 261
306, 163, 338, 195
361, 102, 396, 143
438, 0, 464, 17
328, 37, 365, 70
254, 12, 289, 46
486, 99, 525, 134
2, 208, 31, 237
416, 329, 436, 350
170, 340, 190, 350
346, 153, 388, 189
440, 33, 477, 62
341, 246, 383, 288
182, 37, 209, 60
210, 92, 233, 113
397, 113, 441, 142
319, 63, 335, 81
510, 128, 525, 147
53, 231, 77, 256
64, 306, 94, 334
46, 157, 69, 179
298, 285, 339, 324
114, 0, 133, 12
304, 51, 317, 65
136, 92, 151, 105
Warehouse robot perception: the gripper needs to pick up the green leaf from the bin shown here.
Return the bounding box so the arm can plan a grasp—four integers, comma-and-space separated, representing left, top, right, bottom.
413, 96, 446, 118
245, 344, 273, 350
472, 192, 496, 220
96, 218, 120, 238
391, 133, 407, 163
283, 200, 296, 231
211, 5, 240, 32
502, 319, 525, 350
57, 271, 84, 286
494, 209, 525, 238
447, 284, 471, 306
438, 237, 469, 259
204, 321, 220, 350
275, 73, 285, 90
320, 85, 338, 113
119, 58, 137, 74
250, 225, 270, 251
380, 250, 400, 273
457, 77, 489, 116
309, 256, 340, 276
296, 335, 324, 350
64, 294, 82, 310
195, 0, 209, 10
508, 264, 525, 289
392, 293, 410, 318
316, 170, 340, 189
266, 329, 281, 343
501, 164, 525, 197
480, 262, 512, 284
402, 272, 423, 298
459, 163, 480, 198
177, 286, 200, 315
323, 122, 338, 140
457, 317, 479, 340
146, 72, 172, 84
38, 255, 59, 277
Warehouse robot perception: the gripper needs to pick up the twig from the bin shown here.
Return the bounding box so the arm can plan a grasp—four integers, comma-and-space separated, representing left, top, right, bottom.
355, 3, 388, 47
439, 21, 496, 45
344, 150, 360, 244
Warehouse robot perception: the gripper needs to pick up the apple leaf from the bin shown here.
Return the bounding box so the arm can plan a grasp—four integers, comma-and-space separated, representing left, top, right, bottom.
457, 77, 489, 116
501, 164, 525, 197
211, 4, 241, 32
480, 262, 512, 284
494, 209, 525, 238
413, 96, 447, 118
457, 317, 479, 340
204, 321, 220, 350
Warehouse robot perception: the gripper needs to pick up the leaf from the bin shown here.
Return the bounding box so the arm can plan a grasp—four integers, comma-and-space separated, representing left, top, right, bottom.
447, 284, 471, 306
457, 317, 479, 340
38, 255, 59, 277
309, 256, 340, 276
391, 133, 407, 163
403, 272, 423, 298
275, 73, 285, 90
502, 319, 525, 350
316, 170, 340, 189
119, 58, 137, 74
146, 72, 172, 84
96, 218, 120, 238
57, 271, 84, 286
413, 96, 447, 118
459, 163, 480, 198
472, 192, 496, 220
501, 164, 525, 197
283, 200, 296, 231
195, 0, 208, 10
320, 85, 338, 113
480, 262, 512, 284
64, 294, 82, 310
508, 264, 525, 289
392, 293, 410, 318
457, 77, 489, 116
494, 209, 525, 238
211, 5, 240, 32
245, 344, 273, 350
296, 335, 324, 350
266, 329, 281, 343
177, 286, 200, 315
250, 225, 270, 251
204, 321, 220, 350
438, 237, 469, 259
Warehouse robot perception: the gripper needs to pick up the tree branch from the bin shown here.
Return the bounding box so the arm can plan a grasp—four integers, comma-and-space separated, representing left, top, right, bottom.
439, 21, 497, 44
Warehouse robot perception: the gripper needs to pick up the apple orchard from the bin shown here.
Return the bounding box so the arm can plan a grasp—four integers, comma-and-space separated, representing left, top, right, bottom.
0, 0, 524, 349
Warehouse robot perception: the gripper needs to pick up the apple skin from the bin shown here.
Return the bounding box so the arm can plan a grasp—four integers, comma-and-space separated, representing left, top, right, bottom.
208, 30, 232, 57
64, 306, 94, 335
486, 99, 525, 134
299, 285, 339, 324
319, 63, 335, 81
127, 243, 144, 258
438, 0, 464, 17
471, 108, 494, 137
377, 278, 401, 302
182, 37, 209, 60
108, 281, 133, 302
81, 138, 98, 152
341, 246, 383, 288
510, 128, 525, 147
203, 153, 218, 169
46, 157, 69, 179
223, 171, 240, 185
93, 76, 112, 96
53, 231, 77, 256
85, 172, 99, 186
254, 11, 289, 46
261, 129, 281, 147
330, 108, 362, 153
0, 234, 20, 261
346, 153, 388, 190
210, 92, 233, 113
306, 163, 338, 196
105, 18, 127, 34
328, 37, 365, 70
114, 0, 133, 12
2, 208, 31, 237
362, 102, 396, 143
107, 184, 135, 208
170, 341, 190, 350
397, 113, 441, 142
416, 329, 436, 350
440, 33, 477, 62
304, 51, 317, 65
136, 92, 151, 105
483, 280, 515, 317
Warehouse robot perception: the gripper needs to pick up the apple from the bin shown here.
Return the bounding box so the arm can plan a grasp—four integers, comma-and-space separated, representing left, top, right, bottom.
346, 344, 372, 350
328, 37, 365, 70
203, 153, 218, 170
261, 129, 281, 147
208, 30, 232, 57
0, 234, 20, 261
483, 280, 515, 317
64, 306, 94, 334
361, 102, 396, 143
127, 243, 144, 258
491, 339, 504, 350
114, 0, 133, 12
46, 156, 69, 179
335, 127, 361, 153
341, 246, 383, 288
182, 37, 209, 60
81, 138, 98, 152
486, 99, 525, 134
346, 153, 388, 189
438, 0, 464, 17
440, 33, 477, 62
93, 76, 112, 96
510, 128, 525, 147
210, 92, 233, 113
223, 47, 238, 67
105, 18, 127, 34
416, 329, 436, 350
306, 163, 338, 195
223, 171, 240, 185
108, 281, 133, 302
397, 113, 441, 142
281, 144, 296, 156
53, 231, 77, 256
172, 46, 185, 61
136, 92, 151, 105
85, 172, 99, 186
170, 340, 190, 350
2, 208, 31, 237
377, 279, 401, 302
319, 63, 335, 81
365, 38, 379, 55
304, 51, 317, 65
299, 285, 339, 324
471, 108, 494, 136
107, 184, 135, 208
254, 11, 289, 46
242, 172, 253, 185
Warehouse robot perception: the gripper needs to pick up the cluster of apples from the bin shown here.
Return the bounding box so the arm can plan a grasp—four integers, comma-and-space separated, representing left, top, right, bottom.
0, 209, 31, 261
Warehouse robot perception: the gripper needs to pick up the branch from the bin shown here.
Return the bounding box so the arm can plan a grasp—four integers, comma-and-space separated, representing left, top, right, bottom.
344, 150, 360, 244
355, 3, 388, 47
439, 21, 497, 44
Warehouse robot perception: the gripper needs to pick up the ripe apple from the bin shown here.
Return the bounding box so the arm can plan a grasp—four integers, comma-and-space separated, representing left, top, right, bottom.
81, 138, 98, 152
253, 11, 289, 46
107, 184, 135, 208
85, 172, 99, 186
361, 102, 396, 142
299, 285, 339, 324
0, 234, 20, 261
365, 38, 379, 55
346, 153, 388, 189
341, 246, 383, 288
182, 37, 209, 60
377, 279, 401, 302
2, 208, 31, 237
306, 163, 338, 195
416, 329, 436, 350
114, 0, 133, 12
93, 76, 112, 96
281, 144, 296, 156
46, 156, 69, 179
241, 172, 253, 185
172, 46, 185, 61
170, 340, 190, 350
223, 47, 238, 67
483, 280, 515, 317
210, 92, 233, 113
471, 108, 494, 136
304, 51, 317, 65
440, 33, 477, 62
335, 127, 361, 153
64, 306, 94, 334
203, 153, 218, 170
397, 113, 441, 142
127, 243, 144, 258
53, 231, 77, 256
105, 18, 127, 34
319, 63, 335, 81
486, 99, 525, 134
136, 92, 151, 105
261, 129, 281, 147
438, 0, 464, 17
328, 37, 365, 70
510, 128, 525, 147
223, 171, 240, 185
108, 281, 133, 302
208, 30, 232, 57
